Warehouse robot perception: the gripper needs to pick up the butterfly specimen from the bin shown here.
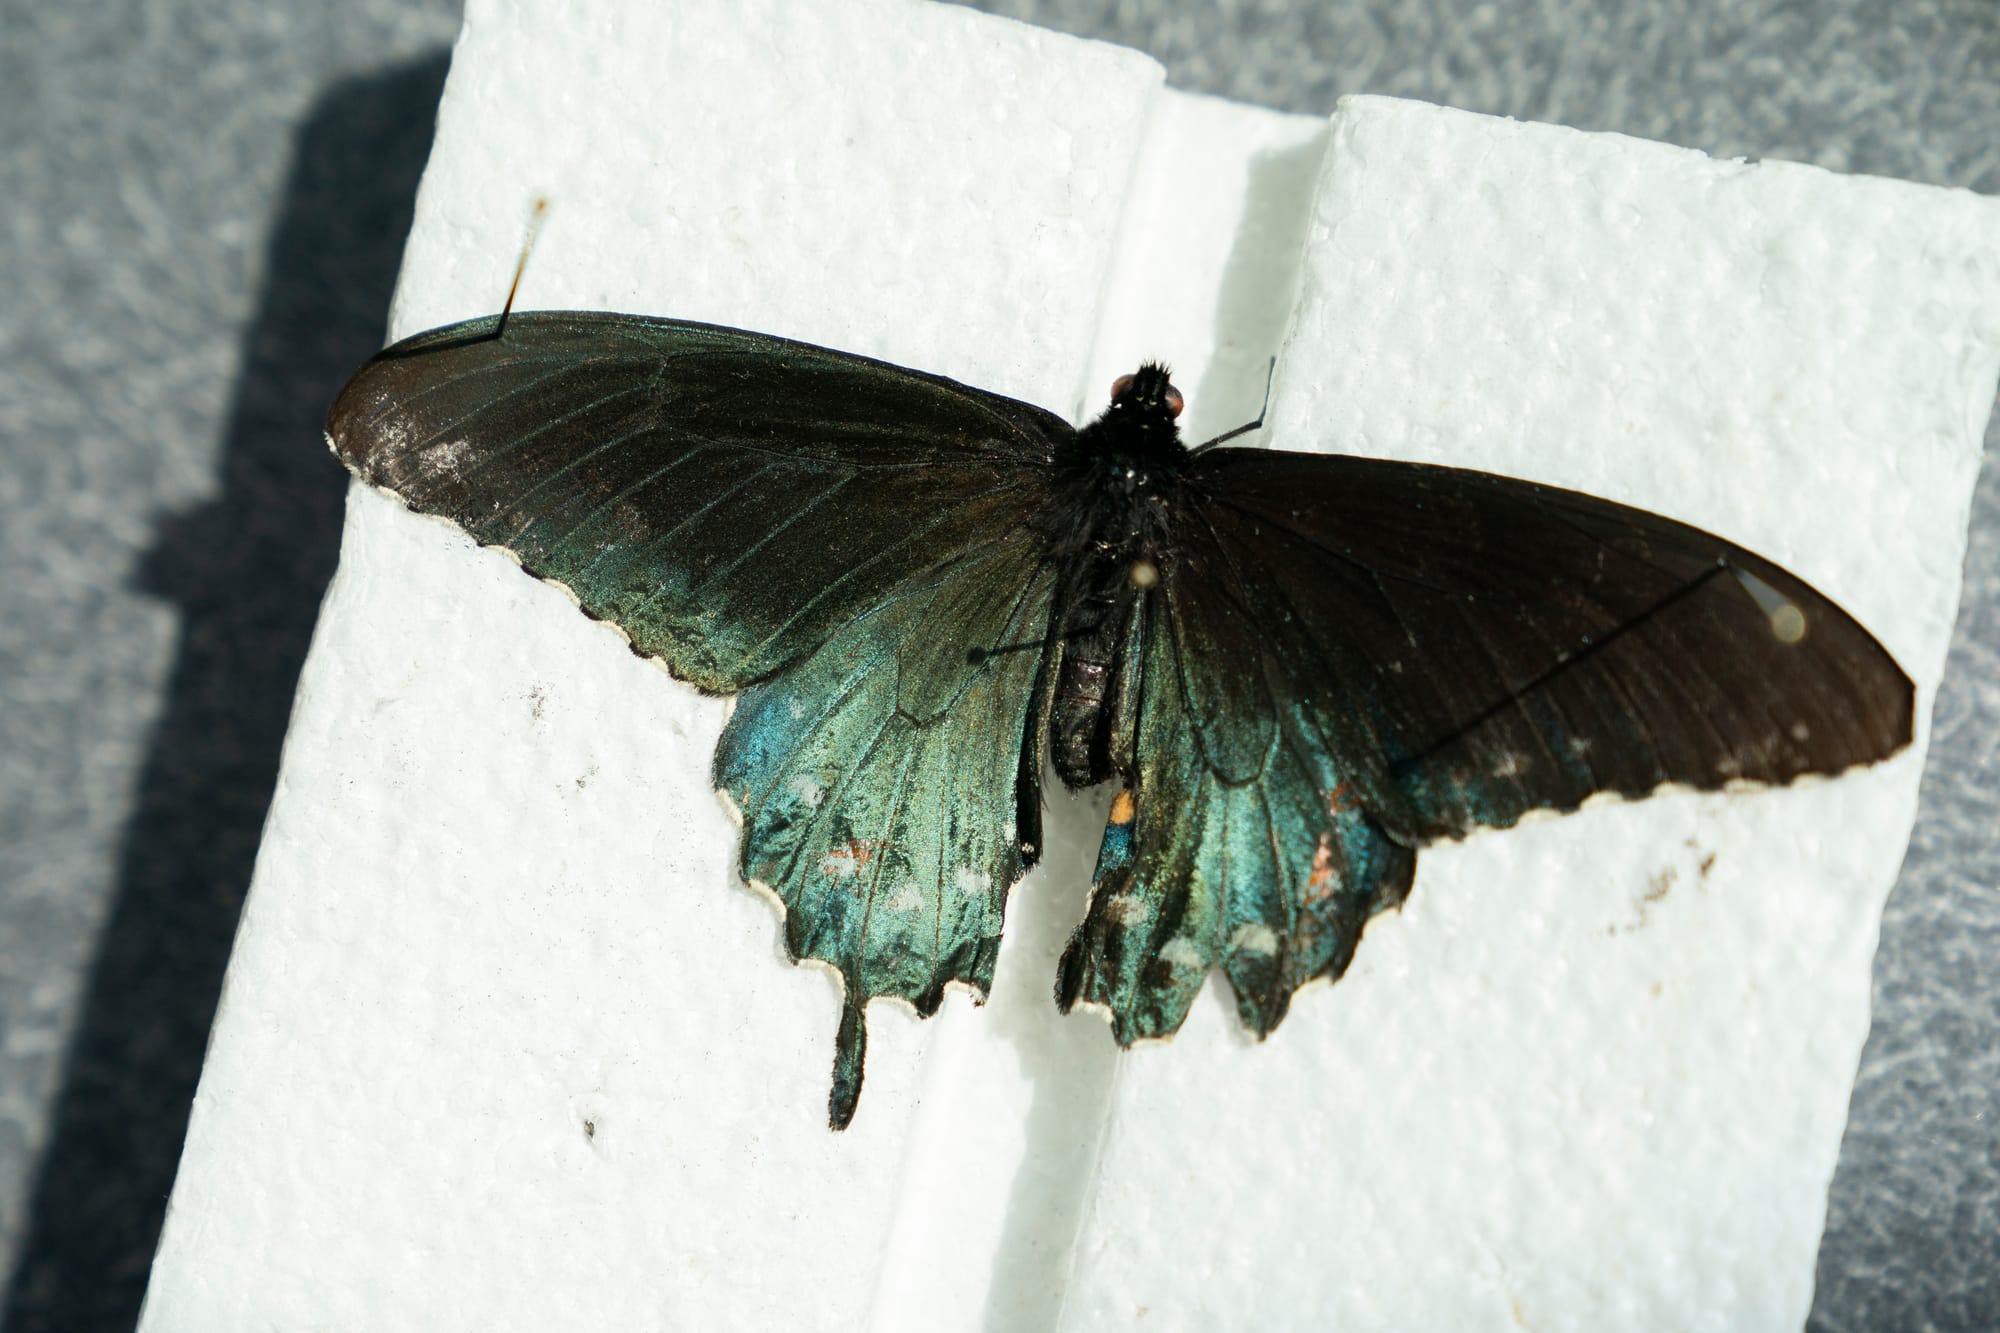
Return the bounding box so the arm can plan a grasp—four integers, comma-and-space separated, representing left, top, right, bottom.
327, 310, 1914, 1129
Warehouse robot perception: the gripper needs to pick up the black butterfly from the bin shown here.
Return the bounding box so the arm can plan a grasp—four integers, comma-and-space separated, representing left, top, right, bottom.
327, 310, 1913, 1129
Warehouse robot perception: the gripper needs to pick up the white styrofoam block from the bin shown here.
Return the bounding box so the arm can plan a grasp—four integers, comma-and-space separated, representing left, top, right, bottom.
139, 2, 2000, 1329
1059, 99, 2000, 1332
142, 2, 1164, 1329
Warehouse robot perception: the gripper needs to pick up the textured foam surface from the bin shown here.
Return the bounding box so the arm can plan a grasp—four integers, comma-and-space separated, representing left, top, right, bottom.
136, 3, 2000, 1329
141, 2, 1163, 1328
1062, 98, 1999, 1331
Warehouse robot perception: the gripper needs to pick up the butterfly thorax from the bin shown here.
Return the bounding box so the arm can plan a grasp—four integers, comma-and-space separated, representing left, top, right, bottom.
1045, 365, 1189, 790
1042, 363, 1189, 551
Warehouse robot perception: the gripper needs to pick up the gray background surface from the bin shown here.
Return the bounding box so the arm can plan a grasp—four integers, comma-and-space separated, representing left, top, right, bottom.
1, 1, 1993, 1329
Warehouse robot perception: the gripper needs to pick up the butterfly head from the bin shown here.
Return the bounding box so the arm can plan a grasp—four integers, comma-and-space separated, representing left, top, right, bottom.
1108, 364, 1184, 422
1045, 362, 1190, 552
1091, 363, 1186, 467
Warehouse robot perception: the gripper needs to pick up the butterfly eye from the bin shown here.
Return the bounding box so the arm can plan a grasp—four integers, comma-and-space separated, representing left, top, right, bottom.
1163, 385, 1184, 419
1110, 373, 1135, 401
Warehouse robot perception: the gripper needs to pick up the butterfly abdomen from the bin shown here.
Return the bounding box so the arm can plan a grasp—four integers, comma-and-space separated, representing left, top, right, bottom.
1045, 372, 1189, 791
1051, 549, 1137, 788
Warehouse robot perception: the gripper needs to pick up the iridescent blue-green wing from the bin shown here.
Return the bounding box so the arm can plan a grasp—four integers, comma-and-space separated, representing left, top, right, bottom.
1061, 446, 1912, 1044
716, 524, 1057, 1127
326, 310, 1071, 692
328, 311, 1074, 1127
1055, 579, 1416, 1043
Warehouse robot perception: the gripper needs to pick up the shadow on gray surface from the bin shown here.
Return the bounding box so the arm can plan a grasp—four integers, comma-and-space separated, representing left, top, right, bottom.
1, 51, 449, 1333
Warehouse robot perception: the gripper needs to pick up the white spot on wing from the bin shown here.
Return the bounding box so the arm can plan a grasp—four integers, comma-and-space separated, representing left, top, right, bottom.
953, 867, 991, 897
1732, 566, 1808, 643
1229, 923, 1279, 956
1106, 896, 1149, 925
1160, 937, 1205, 970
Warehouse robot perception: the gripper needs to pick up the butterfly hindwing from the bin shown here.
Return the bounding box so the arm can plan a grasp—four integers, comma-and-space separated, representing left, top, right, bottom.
1057, 536, 1417, 1043
326, 311, 1070, 693
715, 526, 1057, 1126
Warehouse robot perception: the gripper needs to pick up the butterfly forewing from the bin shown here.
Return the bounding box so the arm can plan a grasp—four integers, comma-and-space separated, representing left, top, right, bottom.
326, 312, 1071, 693
1182, 449, 1913, 845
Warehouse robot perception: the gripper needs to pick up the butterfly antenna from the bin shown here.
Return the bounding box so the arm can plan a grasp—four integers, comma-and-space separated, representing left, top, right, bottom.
493, 196, 550, 342
374, 198, 552, 360
1189, 356, 1277, 455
